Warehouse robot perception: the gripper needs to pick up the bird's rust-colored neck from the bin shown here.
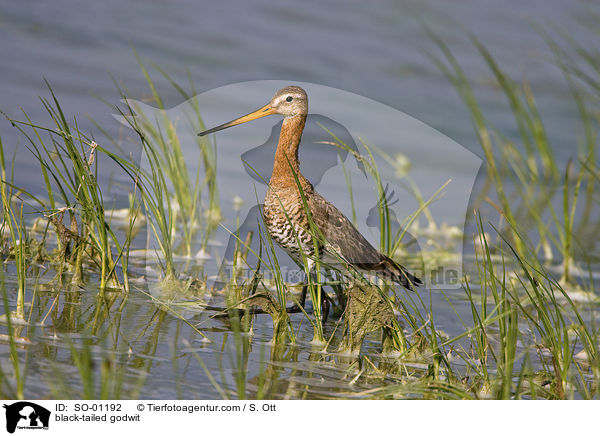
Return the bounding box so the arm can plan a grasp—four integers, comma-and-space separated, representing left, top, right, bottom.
269, 114, 312, 190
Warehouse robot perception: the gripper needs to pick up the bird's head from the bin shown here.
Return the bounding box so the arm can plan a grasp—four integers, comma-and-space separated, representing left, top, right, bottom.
268, 86, 308, 117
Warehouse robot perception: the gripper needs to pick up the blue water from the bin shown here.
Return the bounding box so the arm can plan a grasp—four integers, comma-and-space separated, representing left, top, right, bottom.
1, 0, 597, 164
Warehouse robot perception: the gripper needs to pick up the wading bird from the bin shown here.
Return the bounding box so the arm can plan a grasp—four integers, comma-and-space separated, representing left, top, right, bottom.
199, 86, 421, 321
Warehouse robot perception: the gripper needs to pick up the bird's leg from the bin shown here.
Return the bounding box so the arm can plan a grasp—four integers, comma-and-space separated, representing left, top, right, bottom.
308, 267, 331, 323
283, 283, 307, 314
321, 292, 330, 323
246, 265, 331, 321
293, 280, 330, 322
290, 267, 310, 310
299, 283, 308, 307
306, 264, 331, 323
239, 282, 329, 319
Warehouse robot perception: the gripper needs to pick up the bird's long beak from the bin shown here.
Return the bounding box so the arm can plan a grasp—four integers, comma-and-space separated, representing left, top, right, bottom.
198, 103, 277, 136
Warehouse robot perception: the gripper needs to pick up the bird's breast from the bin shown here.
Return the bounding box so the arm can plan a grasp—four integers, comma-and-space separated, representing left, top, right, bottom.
263, 188, 314, 259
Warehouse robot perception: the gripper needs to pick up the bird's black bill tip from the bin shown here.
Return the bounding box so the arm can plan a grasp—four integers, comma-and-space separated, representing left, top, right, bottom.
198, 124, 228, 137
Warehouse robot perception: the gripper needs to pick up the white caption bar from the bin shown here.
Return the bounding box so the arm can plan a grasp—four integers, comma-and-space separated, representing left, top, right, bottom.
0, 400, 594, 435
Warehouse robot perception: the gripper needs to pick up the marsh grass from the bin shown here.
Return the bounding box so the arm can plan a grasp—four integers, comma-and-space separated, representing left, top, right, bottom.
370, 219, 599, 399
0, 277, 28, 399
0, 28, 599, 399
0, 139, 27, 320
114, 58, 220, 278
2, 89, 135, 292
428, 30, 599, 290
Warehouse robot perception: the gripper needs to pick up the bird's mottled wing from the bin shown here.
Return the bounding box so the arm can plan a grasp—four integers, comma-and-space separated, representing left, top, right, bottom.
308, 191, 422, 290
308, 192, 383, 266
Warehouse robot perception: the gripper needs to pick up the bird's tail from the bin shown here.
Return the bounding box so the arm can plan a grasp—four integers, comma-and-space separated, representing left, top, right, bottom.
379, 255, 422, 291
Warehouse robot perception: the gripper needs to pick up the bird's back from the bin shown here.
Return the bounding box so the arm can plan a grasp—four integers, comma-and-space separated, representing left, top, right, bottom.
264, 186, 421, 291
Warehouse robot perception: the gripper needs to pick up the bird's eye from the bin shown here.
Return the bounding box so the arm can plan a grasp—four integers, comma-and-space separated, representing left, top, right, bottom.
286, 96, 293, 102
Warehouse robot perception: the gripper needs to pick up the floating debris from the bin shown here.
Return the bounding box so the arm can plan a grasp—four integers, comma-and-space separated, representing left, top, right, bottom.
194, 248, 212, 260
232, 195, 244, 211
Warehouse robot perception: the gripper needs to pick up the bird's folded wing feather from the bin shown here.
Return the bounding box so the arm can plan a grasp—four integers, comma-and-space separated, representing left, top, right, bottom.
308, 192, 383, 267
